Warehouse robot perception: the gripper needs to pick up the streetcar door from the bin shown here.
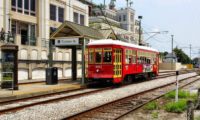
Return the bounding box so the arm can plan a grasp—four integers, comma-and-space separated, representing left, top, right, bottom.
113, 49, 122, 78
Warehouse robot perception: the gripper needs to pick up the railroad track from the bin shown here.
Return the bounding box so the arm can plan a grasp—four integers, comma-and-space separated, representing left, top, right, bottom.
18, 70, 190, 85
65, 75, 200, 120
0, 72, 195, 116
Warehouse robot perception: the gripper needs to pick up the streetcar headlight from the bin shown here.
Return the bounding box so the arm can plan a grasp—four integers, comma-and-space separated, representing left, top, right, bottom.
96, 69, 99, 73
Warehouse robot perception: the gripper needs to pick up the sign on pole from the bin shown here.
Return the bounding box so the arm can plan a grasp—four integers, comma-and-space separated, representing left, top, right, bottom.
55, 38, 79, 46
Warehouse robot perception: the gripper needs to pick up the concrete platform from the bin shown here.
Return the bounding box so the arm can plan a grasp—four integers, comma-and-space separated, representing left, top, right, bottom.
0, 80, 81, 102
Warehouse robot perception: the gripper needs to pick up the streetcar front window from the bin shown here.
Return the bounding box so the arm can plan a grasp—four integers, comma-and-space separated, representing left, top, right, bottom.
95, 48, 102, 64
103, 48, 112, 63
89, 48, 94, 64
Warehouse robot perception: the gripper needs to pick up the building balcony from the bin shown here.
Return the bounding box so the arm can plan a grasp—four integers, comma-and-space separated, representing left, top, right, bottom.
0, 32, 37, 47
0, 33, 15, 44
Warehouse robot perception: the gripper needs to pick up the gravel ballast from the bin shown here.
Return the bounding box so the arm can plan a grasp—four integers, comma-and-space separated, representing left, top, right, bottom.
0, 72, 197, 120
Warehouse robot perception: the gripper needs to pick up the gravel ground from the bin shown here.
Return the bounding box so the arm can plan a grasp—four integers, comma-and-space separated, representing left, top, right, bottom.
0, 89, 97, 110
0, 72, 197, 120
120, 74, 200, 120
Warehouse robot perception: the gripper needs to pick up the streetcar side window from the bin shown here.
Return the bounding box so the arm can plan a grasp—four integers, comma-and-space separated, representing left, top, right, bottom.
89, 48, 94, 64
103, 48, 112, 63
132, 50, 136, 64
95, 48, 102, 64
125, 49, 132, 64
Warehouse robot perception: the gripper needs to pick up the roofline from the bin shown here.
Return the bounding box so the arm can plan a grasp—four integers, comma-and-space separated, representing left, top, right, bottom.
88, 39, 159, 53
78, 0, 95, 6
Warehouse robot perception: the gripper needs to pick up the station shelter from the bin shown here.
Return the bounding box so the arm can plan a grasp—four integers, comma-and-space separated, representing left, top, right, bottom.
50, 21, 116, 85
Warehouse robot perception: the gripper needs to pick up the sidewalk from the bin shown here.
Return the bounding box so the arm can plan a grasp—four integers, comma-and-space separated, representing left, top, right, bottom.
0, 78, 81, 102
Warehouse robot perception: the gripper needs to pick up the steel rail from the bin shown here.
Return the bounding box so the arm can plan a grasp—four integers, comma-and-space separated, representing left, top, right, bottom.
0, 71, 182, 104
0, 71, 194, 115
65, 75, 199, 120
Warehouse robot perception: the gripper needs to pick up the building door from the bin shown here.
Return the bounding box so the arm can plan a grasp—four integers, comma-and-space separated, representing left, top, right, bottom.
113, 49, 122, 78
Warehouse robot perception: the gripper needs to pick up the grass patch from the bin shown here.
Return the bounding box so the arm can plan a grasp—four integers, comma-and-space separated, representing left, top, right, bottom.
151, 111, 158, 119
195, 116, 200, 120
145, 101, 158, 110
164, 90, 190, 99
165, 99, 187, 113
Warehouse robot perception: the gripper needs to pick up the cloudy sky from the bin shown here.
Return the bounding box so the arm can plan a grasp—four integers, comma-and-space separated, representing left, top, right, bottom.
92, 0, 200, 58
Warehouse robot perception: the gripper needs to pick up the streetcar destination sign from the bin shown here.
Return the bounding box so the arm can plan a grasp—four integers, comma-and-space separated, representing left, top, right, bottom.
55, 38, 79, 46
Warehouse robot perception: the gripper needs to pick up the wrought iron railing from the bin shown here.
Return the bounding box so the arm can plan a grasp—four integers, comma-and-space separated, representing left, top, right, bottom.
0, 32, 15, 43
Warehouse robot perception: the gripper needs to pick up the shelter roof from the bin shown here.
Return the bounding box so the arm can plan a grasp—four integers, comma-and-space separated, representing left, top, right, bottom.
51, 21, 115, 40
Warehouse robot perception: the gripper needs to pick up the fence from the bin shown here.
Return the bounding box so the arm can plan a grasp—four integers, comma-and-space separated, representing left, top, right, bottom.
187, 88, 200, 120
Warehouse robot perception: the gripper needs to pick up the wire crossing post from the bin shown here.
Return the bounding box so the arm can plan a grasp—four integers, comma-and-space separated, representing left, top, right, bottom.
175, 71, 179, 102
171, 35, 174, 70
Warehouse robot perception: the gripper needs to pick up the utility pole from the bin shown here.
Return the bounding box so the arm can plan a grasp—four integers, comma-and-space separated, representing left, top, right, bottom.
104, 0, 106, 9
171, 35, 174, 70
189, 44, 192, 63
138, 16, 143, 45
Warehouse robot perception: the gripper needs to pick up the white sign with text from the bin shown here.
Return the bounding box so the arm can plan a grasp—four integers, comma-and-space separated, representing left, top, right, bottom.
55, 38, 79, 46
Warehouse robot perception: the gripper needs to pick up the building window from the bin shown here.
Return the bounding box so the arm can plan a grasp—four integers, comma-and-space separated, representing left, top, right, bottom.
80, 14, 85, 25
119, 16, 121, 21
50, 4, 56, 21
24, 0, 29, 15
123, 15, 126, 21
50, 4, 64, 22
11, 21, 17, 35
12, 0, 36, 16
73, 12, 85, 25
12, 0, 16, 11
58, 7, 64, 22
30, 0, 36, 16
73, 12, 79, 24
17, 0, 23, 13
131, 14, 134, 22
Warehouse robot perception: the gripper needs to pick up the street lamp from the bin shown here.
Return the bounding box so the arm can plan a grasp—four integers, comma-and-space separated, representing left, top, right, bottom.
138, 16, 143, 45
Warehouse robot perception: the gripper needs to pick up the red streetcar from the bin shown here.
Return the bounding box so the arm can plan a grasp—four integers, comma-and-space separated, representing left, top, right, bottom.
86, 39, 159, 84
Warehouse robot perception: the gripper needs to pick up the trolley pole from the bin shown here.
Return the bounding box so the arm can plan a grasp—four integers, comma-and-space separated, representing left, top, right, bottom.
175, 71, 179, 102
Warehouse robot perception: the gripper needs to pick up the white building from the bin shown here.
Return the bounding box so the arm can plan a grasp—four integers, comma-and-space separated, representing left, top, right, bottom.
90, 1, 141, 44
0, 0, 92, 80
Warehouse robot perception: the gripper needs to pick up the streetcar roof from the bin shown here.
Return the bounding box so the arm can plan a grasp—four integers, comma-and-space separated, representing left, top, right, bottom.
88, 39, 159, 52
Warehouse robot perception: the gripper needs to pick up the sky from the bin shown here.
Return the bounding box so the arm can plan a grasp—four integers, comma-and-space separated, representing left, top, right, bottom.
92, 0, 200, 58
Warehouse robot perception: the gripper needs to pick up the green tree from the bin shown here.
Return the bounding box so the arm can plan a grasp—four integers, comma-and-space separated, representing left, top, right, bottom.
159, 51, 168, 58
173, 47, 191, 64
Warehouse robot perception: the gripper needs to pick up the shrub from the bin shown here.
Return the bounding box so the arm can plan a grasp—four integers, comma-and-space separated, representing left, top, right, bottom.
145, 101, 158, 110
165, 90, 190, 99
165, 99, 187, 113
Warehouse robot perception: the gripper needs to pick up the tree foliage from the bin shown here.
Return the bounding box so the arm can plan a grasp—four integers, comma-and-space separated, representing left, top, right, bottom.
159, 51, 168, 57
173, 47, 191, 64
